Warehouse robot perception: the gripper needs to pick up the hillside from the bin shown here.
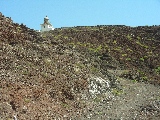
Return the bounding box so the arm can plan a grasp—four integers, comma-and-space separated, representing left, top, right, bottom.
0, 12, 160, 119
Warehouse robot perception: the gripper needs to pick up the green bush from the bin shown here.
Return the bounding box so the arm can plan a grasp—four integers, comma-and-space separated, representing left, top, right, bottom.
126, 58, 131, 61
140, 57, 144, 62
127, 34, 132, 40
155, 66, 160, 74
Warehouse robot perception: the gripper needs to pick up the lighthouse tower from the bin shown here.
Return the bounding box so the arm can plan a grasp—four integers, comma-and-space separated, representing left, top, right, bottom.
40, 16, 54, 32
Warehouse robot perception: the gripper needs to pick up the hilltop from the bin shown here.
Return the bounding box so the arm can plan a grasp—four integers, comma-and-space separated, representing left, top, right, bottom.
0, 12, 160, 119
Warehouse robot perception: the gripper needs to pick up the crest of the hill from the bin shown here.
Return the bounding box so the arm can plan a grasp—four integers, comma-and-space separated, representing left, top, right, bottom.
0, 12, 160, 119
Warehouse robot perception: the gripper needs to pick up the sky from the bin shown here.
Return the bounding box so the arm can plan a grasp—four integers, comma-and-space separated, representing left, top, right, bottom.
0, 0, 160, 30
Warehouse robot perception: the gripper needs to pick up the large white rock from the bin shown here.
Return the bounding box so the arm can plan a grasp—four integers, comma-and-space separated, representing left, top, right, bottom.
88, 76, 110, 98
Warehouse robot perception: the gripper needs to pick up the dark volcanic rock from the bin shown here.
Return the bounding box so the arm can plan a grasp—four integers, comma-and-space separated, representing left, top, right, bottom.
0, 12, 160, 119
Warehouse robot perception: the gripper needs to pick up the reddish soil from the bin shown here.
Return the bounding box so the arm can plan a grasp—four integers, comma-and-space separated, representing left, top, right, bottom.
0, 12, 160, 119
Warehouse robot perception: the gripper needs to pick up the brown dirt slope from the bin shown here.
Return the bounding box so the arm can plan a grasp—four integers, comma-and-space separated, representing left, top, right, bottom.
0, 12, 160, 119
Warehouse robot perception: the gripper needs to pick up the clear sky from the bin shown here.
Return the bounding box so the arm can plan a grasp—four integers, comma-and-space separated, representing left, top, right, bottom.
0, 0, 160, 30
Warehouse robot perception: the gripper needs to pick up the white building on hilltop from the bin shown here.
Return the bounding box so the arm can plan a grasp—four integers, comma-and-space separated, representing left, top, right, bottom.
40, 16, 54, 32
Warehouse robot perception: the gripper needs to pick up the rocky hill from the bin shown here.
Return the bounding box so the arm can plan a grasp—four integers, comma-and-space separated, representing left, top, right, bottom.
0, 12, 160, 119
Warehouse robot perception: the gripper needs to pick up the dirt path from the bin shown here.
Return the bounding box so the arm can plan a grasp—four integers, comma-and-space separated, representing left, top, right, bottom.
78, 77, 160, 120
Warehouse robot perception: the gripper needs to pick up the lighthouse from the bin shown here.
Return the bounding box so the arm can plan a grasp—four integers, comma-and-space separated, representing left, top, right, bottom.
40, 16, 54, 32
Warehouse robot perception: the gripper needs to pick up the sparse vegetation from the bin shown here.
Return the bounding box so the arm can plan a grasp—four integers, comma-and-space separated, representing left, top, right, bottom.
155, 66, 160, 74
0, 12, 160, 119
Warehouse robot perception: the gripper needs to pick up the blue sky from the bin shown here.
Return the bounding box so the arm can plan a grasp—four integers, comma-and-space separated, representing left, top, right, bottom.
0, 0, 160, 30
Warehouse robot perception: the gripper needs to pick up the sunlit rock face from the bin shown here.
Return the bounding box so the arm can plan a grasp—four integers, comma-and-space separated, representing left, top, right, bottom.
88, 76, 110, 98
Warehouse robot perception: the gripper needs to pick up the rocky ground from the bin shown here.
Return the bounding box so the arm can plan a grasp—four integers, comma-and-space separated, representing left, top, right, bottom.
0, 13, 160, 119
